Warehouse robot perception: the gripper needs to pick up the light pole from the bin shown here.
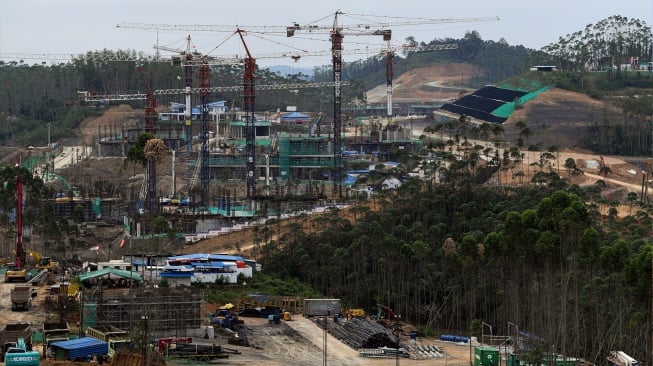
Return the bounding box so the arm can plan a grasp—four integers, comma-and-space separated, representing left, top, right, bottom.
481, 321, 492, 346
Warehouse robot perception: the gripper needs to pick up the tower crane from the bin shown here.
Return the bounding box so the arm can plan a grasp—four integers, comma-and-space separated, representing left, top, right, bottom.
285, 11, 498, 196
236, 29, 258, 199
116, 18, 473, 198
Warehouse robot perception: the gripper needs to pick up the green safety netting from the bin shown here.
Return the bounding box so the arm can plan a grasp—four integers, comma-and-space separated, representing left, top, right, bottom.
492, 86, 552, 119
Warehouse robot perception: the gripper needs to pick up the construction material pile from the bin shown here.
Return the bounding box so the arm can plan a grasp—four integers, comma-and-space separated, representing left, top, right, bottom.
320, 317, 399, 350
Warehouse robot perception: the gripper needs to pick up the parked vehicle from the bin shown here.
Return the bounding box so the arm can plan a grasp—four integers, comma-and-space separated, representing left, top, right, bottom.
166, 343, 240, 362
42, 321, 69, 357
85, 325, 131, 357
5, 265, 28, 283
3, 338, 40, 366
0, 324, 33, 361
10, 286, 32, 311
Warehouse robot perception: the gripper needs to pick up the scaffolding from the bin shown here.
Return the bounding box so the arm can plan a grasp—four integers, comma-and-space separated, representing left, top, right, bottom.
86, 287, 203, 338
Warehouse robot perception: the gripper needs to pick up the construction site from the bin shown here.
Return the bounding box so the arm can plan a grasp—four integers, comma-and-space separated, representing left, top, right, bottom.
1, 10, 648, 366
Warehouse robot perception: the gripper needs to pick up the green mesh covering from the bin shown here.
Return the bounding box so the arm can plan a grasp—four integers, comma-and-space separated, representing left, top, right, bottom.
22, 156, 43, 170
492, 86, 552, 118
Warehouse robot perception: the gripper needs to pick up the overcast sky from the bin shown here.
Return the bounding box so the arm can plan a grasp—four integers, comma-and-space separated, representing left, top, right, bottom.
1, 0, 651, 68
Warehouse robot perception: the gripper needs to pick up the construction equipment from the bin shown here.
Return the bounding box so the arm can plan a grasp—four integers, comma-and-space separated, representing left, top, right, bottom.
3, 338, 40, 366
0, 324, 33, 360
350, 308, 366, 318
607, 351, 640, 366
5, 266, 28, 283
42, 321, 70, 357
36, 256, 58, 273
10, 285, 33, 311
6, 174, 27, 282
85, 325, 131, 357
24, 250, 59, 273
166, 343, 240, 362
283, 311, 294, 321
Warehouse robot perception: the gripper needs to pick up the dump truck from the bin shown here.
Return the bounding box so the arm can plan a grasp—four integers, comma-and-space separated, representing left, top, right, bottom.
3, 338, 40, 366
10, 285, 33, 311
0, 324, 33, 361
85, 325, 131, 357
42, 321, 69, 357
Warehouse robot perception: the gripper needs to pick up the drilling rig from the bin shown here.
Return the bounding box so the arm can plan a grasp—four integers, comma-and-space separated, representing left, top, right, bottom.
5, 174, 27, 282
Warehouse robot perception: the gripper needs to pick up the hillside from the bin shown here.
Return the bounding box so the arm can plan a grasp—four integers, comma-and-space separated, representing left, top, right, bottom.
366, 63, 484, 103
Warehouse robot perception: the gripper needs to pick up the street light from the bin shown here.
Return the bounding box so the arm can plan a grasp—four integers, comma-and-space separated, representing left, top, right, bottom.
481, 321, 492, 346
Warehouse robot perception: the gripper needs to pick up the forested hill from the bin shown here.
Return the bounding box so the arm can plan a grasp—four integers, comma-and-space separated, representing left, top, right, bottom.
313, 31, 533, 89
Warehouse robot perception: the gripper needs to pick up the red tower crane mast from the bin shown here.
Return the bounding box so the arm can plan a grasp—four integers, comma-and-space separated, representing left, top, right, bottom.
15, 174, 24, 269
236, 29, 258, 199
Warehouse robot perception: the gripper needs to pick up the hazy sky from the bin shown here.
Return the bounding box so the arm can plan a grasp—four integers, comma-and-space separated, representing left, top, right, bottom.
1, 0, 651, 68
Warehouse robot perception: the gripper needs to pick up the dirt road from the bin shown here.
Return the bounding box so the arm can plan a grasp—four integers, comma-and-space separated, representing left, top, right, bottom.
218, 316, 472, 366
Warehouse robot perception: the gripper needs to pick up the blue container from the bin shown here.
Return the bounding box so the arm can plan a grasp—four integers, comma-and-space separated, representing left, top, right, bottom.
440, 334, 456, 342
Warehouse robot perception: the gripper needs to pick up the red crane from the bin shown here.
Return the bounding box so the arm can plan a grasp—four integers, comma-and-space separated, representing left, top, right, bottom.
236, 29, 258, 199
15, 174, 24, 269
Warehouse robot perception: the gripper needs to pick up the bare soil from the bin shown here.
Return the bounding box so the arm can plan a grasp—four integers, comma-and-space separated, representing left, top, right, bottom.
366, 63, 484, 103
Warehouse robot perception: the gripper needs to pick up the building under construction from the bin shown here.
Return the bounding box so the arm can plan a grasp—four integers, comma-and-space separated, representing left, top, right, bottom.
84, 287, 203, 338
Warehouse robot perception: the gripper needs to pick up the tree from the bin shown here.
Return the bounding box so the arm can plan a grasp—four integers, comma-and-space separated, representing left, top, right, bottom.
564, 158, 577, 182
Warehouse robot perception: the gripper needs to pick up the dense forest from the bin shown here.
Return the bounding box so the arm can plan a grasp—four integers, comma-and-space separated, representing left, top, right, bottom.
259, 176, 652, 363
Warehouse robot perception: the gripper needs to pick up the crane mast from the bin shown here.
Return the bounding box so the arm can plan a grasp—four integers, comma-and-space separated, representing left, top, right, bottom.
331, 13, 344, 198
237, 29, 258, 199
199, 57, 211, 206
15, 174, 24, 269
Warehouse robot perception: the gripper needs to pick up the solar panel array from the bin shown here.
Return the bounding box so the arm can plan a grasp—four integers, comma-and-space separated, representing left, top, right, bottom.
439, 86, 528, 123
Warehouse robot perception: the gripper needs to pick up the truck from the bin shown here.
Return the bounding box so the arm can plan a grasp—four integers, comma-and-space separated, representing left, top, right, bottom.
166, 343, 240, 362
608, 351, 640, 366
0, 324, 33, 361
302, 298, 341, 317
3, 338, 40, 366
85, 325, 131, 357
10, 285, 33, 311
42, 321, 69, 357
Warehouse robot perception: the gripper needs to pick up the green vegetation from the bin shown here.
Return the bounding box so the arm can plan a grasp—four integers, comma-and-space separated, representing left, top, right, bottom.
260, 180, 651, 361
204, 271, 322, 304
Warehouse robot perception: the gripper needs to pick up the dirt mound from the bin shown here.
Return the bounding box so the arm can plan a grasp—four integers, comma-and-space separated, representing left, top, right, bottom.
78, 105, 142, 145
505, 88, 624, 150
366, 63, 483, 103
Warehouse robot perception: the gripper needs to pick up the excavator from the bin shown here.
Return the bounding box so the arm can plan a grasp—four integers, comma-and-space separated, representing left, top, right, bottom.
26, 250, 59, 273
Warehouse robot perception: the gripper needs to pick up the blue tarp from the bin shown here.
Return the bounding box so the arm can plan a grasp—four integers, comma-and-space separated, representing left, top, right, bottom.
51, 337, 108, 360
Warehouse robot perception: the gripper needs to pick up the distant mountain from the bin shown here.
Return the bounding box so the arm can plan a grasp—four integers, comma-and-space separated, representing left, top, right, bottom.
265, 65, 314, 79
